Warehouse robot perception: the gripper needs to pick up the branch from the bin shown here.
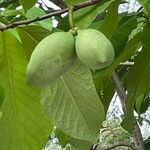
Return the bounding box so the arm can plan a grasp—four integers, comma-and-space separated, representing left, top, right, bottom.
111, 72, 126, 113
111, 72, 145, 150
0, 0, 100, 31
97, 141, 134, 150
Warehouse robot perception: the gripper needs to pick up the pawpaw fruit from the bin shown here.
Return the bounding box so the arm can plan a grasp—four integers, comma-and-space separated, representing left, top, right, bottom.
75, 29, 114, 70
27, 32, 76, 86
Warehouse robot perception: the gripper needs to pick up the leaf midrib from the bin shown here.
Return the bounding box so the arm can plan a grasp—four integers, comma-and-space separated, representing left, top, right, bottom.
61, 77, 92, 134
19, 28, 38, 44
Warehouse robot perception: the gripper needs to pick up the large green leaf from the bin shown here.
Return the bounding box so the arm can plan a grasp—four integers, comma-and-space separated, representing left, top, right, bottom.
19, 0, 37, 11
0, 85, 5, 107
121, 48, 150, 133
41, 61, 105, 142
110, 16, 137, 56
121, 23, 150, 133
0, 111, 2, 118
17, 25, 51, 59
0, 85, 4, 121
100, 0, 120, 38
0, 31, 51, 150
142, 23, 150, 50
88, 19, 104, 30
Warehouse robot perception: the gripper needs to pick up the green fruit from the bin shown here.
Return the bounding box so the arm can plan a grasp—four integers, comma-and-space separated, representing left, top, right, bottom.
27, 32, 76, 86
75, 29, 114, 70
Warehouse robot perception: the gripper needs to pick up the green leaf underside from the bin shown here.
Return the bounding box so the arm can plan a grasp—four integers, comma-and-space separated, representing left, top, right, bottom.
41, 61, 105, 142
0, 31, 51, 150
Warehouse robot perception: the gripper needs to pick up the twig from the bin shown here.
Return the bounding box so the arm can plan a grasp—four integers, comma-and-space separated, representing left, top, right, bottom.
111, 72, 145, 150
137, 6, 143, 12
0, 0, 100, 31
97, 141, 134, 150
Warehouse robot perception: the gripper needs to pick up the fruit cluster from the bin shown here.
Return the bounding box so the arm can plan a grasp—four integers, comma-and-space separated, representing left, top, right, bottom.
26, 29, 114, 86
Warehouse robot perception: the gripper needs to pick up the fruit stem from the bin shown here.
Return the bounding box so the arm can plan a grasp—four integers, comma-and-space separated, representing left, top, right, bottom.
69, 5, 78, 36
69, 5, 75, 29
